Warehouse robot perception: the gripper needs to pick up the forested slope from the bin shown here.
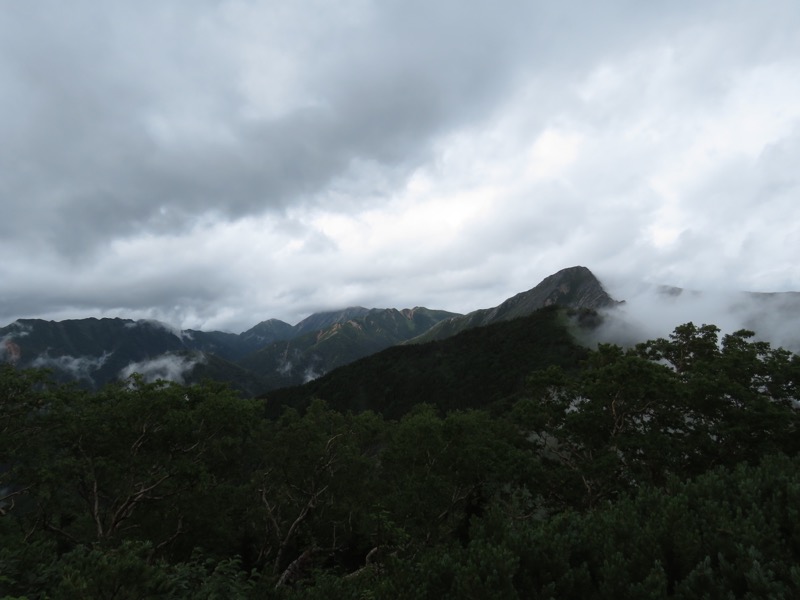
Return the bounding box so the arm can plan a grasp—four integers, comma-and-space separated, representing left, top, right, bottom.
1, 311, 799, 598
264, 305, 589, 418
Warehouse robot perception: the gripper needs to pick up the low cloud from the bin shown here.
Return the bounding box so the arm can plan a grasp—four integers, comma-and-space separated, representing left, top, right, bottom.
1, 321, 32, 339
277, 359, 293, 376
119, 352, 205, 385
125, 319, 186, 340
591, 282, 800, 352
31, 352, 111, 383
303, 365, 322, 384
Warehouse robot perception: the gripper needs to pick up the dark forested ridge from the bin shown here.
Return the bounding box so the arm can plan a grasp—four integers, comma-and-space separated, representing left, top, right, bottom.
240, 306, 460, 392
2, 304, 800, 598
0, 308, 460, 394
264, 305, 590, 419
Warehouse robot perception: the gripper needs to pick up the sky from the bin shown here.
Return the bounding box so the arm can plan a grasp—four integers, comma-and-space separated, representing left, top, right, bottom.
2, 0, 800, 333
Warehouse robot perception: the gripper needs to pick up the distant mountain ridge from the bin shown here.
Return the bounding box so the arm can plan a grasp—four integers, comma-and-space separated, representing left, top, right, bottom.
0, 266, 624, 393
0, 306, 459, 393
6, 265, 798, 395
238, 306, 459, 389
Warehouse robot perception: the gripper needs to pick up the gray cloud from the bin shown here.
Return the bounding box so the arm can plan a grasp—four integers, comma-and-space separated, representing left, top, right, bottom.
1, 1, 800, 333
125, 319, 187, 341
0, 3, 714, 246
1, 0, 539, 255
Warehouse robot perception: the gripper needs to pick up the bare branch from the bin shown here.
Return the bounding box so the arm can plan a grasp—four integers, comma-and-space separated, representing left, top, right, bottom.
92, 479, 104, 538
43, 520, 80, 544
106, 472, 172, 537
151, 515, 185, 558
273, 484, 329, 574
274, 546, 318, 589
344, 546, 383, 580
0, 485, 32, 517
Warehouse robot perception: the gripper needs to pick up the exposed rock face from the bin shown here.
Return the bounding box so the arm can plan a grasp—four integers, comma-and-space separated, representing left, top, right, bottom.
292, 307, 371, 337
485, 265, 618, 321
409, 266, 618, 344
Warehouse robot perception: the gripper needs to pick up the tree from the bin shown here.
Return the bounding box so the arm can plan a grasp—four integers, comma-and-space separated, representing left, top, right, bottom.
521, 323, 800, 510
4, 375, 262, 558
250, 400, 388, 587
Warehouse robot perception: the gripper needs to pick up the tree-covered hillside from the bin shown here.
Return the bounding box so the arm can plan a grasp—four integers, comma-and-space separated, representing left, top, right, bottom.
264, 305, 590, 418
240, 307, 459, 392
1, 311, 799, 598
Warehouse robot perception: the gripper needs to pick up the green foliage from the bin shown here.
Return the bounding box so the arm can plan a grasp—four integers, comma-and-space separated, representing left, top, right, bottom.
2, 315, 800, 597
363, 455, 800, 599
518, 322, 800, 509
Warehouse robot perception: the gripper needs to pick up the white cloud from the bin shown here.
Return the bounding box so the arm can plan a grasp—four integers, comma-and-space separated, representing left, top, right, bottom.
126, 319, 189, 341
119, 352, 205, 385
592, 282, 800, 354
31, 352, 111, 383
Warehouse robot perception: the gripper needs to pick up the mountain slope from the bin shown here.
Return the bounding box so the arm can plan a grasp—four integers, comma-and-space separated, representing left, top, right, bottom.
238, 307, 459, 390
0, 307, 459, 392
292, 307, 372, 337
264, 305, 590, 419
408, 265, 618, 344
0, 318, 187, 386
238, 319, 295, 350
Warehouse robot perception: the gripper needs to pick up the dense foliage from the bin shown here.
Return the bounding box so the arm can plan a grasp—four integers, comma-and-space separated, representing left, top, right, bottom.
1, 315, 799, 598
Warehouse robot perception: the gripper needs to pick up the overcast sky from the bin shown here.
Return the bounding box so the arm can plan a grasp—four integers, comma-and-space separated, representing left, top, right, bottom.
2, 1, 800, 333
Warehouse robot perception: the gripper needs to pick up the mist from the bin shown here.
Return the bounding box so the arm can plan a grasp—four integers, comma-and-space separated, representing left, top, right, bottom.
591, 281, 800, 352
31, 352, 111, 383
125, 319, 187, 340
119, 352, 205, 385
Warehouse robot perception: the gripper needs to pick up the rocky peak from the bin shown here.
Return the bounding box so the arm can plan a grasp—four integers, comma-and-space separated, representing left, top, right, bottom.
486, 266, 617, 322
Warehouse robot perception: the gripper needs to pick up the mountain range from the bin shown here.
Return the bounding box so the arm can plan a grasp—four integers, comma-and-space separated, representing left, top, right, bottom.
0, 306, 458, 395
2, 266, 798, 396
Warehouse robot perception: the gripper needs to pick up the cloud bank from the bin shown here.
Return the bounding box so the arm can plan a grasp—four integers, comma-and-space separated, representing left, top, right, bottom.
2, 1, 799, 332
592, 282, 800, 353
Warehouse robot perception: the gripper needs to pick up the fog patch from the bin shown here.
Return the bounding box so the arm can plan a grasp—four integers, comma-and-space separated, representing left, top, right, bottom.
591, 282, 800, 352
5, 321, 32, 335
277, 359, 293, 376
125, 319, 187, 341
276, 345, 302, 376
119, 352, 205, 384
31, 352, 111, 383
303, 365, 322, 383
722, 292, 800, 351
